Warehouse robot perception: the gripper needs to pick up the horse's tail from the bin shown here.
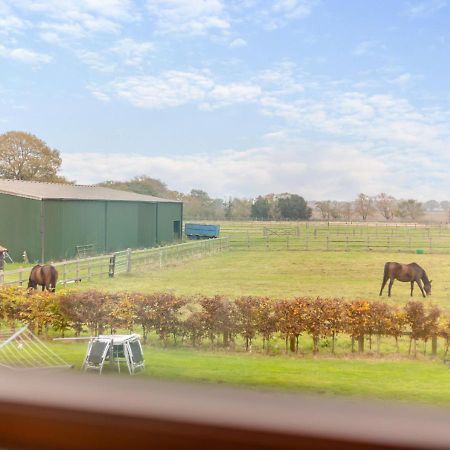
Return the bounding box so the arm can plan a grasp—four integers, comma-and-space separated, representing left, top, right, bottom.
379, 262, 390, 296
50, 266, 58, 292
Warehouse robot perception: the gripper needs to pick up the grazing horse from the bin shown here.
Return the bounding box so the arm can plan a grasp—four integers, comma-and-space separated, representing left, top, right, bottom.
379, 262, 431, 298
28, 265, 58, 292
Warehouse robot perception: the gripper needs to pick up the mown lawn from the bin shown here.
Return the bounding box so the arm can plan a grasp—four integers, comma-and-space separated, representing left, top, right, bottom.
50, 342, 450, 406
80, 249, 450, 308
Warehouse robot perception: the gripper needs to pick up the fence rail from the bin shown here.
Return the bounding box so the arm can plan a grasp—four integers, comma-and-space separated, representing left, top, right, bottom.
0, 238, 229, 287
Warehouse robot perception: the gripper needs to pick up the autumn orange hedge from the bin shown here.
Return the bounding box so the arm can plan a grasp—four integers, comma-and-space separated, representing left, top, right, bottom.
0, 286, 448, 357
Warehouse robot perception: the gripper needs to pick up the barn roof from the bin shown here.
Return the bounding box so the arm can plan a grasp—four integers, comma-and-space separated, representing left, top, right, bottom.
0, 180, 181, 203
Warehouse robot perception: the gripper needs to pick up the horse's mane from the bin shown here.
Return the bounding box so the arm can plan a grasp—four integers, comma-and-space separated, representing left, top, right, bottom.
409, 262, 430, 284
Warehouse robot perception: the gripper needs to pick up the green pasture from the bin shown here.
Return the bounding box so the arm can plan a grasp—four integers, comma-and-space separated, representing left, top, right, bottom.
81, 249, 450, 309
49, 342, 450, 406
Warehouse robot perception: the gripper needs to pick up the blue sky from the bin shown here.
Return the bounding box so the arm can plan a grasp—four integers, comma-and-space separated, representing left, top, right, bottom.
1, 0, 450, 200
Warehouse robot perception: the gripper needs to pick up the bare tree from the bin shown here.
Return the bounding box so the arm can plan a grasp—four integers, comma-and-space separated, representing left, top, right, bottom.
375, 193, 396, 221
315, 201, 331, 220
354, 193, 373, 221
339, 201, 353, 222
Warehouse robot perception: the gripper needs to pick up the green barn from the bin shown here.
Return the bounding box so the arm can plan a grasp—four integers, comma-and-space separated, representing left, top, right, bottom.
0, 180, 183, 262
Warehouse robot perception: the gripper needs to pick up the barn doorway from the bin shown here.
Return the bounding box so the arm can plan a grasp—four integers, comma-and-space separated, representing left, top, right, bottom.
173, 220, 181, 239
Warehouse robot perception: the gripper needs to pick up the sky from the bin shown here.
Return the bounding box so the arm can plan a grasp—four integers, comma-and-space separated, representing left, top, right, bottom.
1, 0, 450, 200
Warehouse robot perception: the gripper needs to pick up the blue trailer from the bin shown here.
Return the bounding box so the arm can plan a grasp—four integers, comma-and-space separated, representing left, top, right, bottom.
185, 223, 220, 240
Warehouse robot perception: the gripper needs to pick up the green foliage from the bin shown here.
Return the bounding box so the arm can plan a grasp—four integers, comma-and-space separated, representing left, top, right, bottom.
277, 194, 312, 220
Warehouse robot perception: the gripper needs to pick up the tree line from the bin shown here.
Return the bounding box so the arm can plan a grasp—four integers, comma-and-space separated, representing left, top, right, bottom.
1, 131, 448, 222
1, 287, 449, 358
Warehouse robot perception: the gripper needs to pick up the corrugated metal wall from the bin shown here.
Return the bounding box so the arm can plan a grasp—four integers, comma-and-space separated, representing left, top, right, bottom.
157, 202, 183, 243
0, 194, 41, 262
0, 193, 182, 262
43, 200, 107, 260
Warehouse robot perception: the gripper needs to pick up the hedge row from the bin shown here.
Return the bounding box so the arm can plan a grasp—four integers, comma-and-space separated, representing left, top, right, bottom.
0, 287, 449, 357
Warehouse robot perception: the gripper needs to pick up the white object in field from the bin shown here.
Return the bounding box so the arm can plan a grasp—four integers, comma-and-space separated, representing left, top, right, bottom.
0, 326, 71, 370
82, 334, 145, 375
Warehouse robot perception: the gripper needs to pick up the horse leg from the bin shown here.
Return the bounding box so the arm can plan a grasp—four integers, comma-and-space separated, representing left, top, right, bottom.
388, 279, 394, 297
416, 279, 426, 298
41, 285, 45, 292
410, 281, 414, 297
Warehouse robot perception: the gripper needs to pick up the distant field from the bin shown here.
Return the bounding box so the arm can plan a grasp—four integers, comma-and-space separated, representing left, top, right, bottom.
201, 220, 450, 253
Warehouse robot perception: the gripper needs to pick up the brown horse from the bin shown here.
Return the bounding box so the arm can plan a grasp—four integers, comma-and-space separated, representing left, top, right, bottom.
379, 262, 431, 298
28, 265, 58, 292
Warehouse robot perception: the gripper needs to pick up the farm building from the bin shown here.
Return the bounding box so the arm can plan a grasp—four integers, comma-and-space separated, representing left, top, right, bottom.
0, 180, 183, 262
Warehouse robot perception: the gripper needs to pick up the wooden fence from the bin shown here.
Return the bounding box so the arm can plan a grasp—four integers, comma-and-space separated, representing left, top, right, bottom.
0, 238, 229, 287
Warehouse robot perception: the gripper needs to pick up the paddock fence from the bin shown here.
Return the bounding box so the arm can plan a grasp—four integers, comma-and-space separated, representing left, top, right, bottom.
0, 238, 229, 287
212, 221, 450, 253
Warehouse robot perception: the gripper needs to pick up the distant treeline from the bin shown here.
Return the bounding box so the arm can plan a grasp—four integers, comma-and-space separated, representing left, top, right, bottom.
98, 177, 449, 222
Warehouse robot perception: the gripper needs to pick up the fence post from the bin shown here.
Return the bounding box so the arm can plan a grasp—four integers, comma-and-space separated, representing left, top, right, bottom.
76, 260, 80, 282
109, 255, 116, 278
63, 262, 67, 286
87, 258, 92, 280
126, 248, 132, 273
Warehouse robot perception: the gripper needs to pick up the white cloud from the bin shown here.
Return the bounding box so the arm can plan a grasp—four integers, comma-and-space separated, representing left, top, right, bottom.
0, 44, 52, 64
59, 140, 410, 200
272, 0, 317, 19
389, 72, 413, 86
147, 0, 230, 35
229, 37, 247, 48
100, 70, 263, 109
352, 40, 381, 56
404, 0, 447, 18
111, 38, 155, 66
8, 0, 137, 43
0, 15, 28, 34
77, 50, 115, 72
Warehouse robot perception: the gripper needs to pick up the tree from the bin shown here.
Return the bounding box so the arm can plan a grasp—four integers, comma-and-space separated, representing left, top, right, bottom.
424, 200, 440, 212
396, 199, 425, 221
375, 193, 396, 221
315, 201, 332, 220
339, 201, 353, 222
251, 196, 270, 219
0, 131, 63, 181
182, 189, 225, 220
225, 198, 252, 219
354, 193, 373, 221
99, 175, 179, 199
277, 194, 312, 220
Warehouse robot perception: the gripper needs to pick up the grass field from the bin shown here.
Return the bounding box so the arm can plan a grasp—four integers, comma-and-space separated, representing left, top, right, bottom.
81, 249, 450, 308
8, 221, 450, 405
49, 342, 450, 405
